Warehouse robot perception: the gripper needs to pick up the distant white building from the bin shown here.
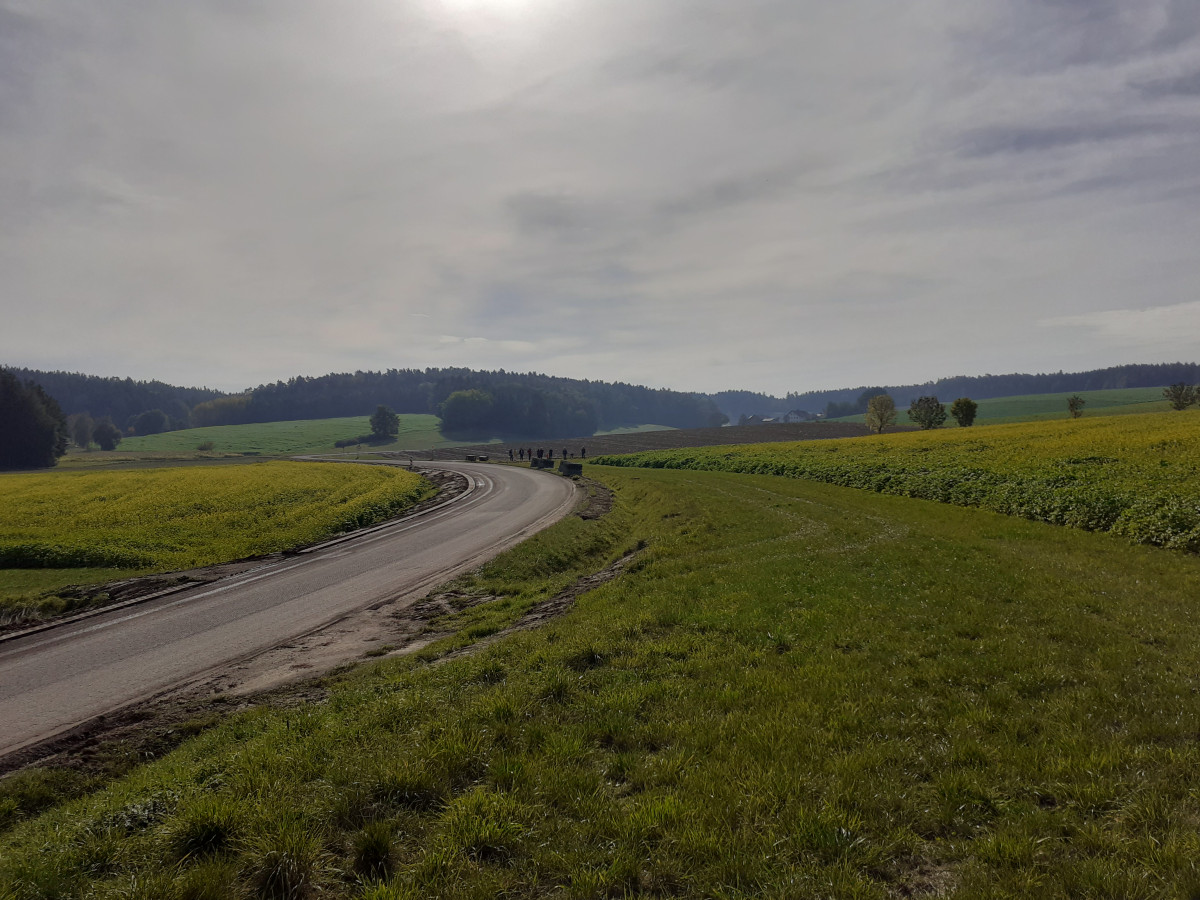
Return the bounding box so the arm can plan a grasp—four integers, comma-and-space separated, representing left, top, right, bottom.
781, 409, 814, 423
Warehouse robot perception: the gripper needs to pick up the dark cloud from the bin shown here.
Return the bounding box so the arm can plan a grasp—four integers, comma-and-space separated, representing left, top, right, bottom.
1135, 69, 1200, 97
958, 120, 1173, 158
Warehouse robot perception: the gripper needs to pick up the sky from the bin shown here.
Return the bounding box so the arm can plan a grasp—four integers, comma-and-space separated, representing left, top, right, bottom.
2, 0, 1199, 396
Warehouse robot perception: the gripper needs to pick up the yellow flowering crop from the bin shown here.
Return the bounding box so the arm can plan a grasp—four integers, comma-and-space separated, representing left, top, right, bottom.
0, 461, 433, 571
596, 412, 1200, 551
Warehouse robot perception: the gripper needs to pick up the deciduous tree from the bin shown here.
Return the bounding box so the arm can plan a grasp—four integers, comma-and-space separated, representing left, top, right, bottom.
369, 404, 400, 439
950, 397, 978, 427
907, 396, 947, 430
133, 409, 169, 435
1163, 382, 1197, 411
1067, 395, 1085, 418
93, 418, 122, 451
865, 394, 896, 434
69, 412, 94, 449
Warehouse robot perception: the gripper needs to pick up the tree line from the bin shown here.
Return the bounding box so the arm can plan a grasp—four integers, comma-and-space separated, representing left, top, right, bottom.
189, 368, 726, 436
713, 362, 1200, 421
5, 365, 727, 445
3, 368, 222, 431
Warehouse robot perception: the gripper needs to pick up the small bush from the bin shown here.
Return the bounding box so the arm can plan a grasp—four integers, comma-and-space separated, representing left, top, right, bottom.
197, 441, 216, 451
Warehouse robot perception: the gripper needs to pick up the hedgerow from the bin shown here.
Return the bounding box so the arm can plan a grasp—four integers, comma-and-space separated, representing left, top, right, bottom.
594, 411, 1200, 551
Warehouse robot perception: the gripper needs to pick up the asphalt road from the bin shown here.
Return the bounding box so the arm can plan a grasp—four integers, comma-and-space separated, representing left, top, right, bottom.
0, 462, 576, 759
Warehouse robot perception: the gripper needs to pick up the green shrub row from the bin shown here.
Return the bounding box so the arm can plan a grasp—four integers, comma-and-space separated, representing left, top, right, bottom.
594, 445, 1199, 552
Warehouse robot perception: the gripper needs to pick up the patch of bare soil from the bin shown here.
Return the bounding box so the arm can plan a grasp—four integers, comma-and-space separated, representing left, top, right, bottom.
0, 468, 466, 637
884, 857, 960, 898
410, 421, 900, 463
573, 475, 614, 520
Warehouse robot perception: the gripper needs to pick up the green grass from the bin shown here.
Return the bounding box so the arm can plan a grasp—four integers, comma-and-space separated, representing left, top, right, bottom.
4, 465, 1200, 897
110, 415, 455, 457
830, 387, 1170, 426
595, 411, 1200, 552
967, 387, 1169, 423
592, 424, 676, 436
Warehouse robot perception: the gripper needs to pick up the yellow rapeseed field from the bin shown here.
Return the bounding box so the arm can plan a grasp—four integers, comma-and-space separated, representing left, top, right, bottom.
0, 462, 433, 571
597, 411, 1200, 550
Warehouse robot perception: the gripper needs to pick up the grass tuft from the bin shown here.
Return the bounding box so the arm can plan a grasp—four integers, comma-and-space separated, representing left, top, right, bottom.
243, 820, 328, 900
350, 820, 394, 881
170, 794, 240, 860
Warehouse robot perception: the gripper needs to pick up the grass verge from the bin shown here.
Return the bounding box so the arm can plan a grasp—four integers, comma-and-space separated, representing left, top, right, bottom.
595, 411, 1200, 552
3, 466, 1200, 897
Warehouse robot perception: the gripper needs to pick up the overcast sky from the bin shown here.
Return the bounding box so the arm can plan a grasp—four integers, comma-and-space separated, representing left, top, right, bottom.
2, 0, 1199, 395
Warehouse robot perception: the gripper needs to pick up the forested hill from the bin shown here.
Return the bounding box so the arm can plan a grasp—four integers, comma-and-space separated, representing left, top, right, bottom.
2, 368, 225, 429
712, 362, 1200, 421
193, 369, 726, 437
5, 366, 727, 438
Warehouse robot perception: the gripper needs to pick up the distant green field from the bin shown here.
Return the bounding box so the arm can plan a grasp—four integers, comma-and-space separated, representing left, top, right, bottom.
110, 415, 455, 456
829, 386, 1170, 425
593, 424, 675, 436
73, 418, 676, 462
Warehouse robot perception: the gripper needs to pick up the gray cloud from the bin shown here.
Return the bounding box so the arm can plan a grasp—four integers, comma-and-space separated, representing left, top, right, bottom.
1135, 69, 1200, 96
2, 0, 1199, 394
957, 120, 1175, 157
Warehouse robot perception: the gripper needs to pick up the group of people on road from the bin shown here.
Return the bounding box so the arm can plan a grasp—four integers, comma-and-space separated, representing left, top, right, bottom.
508, 447, 587, 462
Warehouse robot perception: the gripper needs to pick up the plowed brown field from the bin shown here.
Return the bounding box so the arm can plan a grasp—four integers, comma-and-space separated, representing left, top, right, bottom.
413, 421, 891, 461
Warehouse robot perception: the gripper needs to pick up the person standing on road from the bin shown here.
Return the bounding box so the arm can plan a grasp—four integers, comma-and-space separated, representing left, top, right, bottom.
581, 447, 586, 458
508, 449, 514, 461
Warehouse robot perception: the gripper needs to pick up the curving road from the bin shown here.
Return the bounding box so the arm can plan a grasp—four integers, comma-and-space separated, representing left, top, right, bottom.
0, 462, 576, 759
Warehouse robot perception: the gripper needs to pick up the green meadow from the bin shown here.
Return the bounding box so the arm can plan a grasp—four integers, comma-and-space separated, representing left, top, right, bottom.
829, 386, 1170, 426
595, 411, 1200, 552
98, 415, 456, 458
3, 458, 1199, 898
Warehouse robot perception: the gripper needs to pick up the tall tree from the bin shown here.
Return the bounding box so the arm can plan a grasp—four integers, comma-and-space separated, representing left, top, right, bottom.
0, 371, 69, 469
908, 396, 947, 430
92, 418, 122, 451
1163, 382, 1197, 411
69, 412, 94, 449
1067, 395, 1086, 418
369, 405, 400, 439
865, 394, 897, 434
133, 409, 170, 435
950, 397, 978, 427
